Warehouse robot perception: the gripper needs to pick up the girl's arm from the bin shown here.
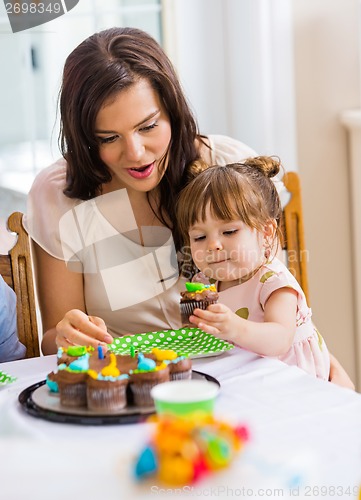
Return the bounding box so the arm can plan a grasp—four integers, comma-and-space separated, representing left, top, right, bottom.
32, 242, 113, 355
329, 353, 355, 390
189, 287, 298, 357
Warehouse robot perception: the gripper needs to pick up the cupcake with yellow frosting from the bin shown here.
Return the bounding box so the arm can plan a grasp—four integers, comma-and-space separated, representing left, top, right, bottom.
151, 348, 192, 381
87, 353, 129, 412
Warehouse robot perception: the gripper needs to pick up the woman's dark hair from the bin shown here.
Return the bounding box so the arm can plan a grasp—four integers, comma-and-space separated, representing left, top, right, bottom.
59, 27, 201, 249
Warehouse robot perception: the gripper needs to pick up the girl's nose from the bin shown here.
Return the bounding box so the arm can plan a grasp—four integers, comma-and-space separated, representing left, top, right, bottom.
123, 135, 144, 162
207, 238, 223, 251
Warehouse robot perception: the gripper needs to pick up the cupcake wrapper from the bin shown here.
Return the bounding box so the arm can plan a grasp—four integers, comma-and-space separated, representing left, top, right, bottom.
180, 300, 218, 325
170, 370, 192, 381
58, 382, 87, 407
130, 381, 163, 407
87, 385, 127, 411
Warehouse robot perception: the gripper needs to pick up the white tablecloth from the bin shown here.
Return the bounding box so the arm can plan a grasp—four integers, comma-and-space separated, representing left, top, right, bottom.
1, 348, 361, 500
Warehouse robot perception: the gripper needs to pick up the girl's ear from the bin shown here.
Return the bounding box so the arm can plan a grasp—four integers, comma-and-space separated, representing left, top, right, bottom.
264, 219, 277, 238
263, 219, 277, 259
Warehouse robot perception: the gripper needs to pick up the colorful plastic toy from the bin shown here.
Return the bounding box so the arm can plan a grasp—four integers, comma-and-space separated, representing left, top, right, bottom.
134, 414, 249, 486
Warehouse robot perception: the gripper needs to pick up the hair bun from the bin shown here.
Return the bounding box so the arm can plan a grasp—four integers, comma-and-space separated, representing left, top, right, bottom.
244, 156, 281, 178
188, 159, 209, 178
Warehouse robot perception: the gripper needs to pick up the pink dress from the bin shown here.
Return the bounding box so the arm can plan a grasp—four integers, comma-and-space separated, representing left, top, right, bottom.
218, 258, 330, 380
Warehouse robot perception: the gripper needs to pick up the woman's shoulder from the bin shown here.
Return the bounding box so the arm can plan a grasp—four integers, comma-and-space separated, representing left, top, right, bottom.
205, 134, 257, 164
27, 158, 79, 213
29, 158, 67, 195
24, 158, 78, 246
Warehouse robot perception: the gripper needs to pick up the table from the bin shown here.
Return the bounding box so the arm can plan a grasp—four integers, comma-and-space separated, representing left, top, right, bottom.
1, 348, 361, 500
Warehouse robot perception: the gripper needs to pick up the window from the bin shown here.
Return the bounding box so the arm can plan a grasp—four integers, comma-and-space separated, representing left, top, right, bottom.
0, 0, 162, 194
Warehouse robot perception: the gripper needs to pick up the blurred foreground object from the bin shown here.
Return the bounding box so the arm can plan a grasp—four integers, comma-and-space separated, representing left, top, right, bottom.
134, 414, 249, 486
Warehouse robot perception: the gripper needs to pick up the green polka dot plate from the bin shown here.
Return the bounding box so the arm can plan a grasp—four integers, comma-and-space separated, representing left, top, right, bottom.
108, 328, 234, 358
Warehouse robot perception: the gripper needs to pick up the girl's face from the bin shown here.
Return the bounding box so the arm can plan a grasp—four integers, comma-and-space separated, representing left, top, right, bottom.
189, 205, 267, 285
95, 78, 172, 194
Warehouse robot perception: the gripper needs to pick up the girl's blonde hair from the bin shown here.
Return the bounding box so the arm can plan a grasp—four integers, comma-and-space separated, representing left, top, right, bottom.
177, 156, 283, 249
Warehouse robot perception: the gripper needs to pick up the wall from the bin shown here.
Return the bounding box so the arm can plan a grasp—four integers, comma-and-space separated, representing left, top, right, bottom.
292, 0, 361, 383
163, 0, 297, 169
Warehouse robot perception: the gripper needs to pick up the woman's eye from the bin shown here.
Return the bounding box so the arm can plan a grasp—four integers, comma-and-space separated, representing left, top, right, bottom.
98, 135, 117, 144
140, 122, 158, 133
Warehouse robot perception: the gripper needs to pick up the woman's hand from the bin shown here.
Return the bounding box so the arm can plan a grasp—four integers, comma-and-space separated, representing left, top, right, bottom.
55, 309, 114, 351
329, 353, 355, 390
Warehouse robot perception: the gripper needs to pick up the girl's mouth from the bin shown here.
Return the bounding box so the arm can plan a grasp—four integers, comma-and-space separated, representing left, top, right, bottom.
127, 162, 155, 179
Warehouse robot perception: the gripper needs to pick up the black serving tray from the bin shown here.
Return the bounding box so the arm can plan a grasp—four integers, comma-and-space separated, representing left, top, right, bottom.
18, 370, 220, 426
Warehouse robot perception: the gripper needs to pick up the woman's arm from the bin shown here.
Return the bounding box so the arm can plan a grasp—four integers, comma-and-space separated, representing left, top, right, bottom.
190, 288, 298, 357
32, 242, 113, 355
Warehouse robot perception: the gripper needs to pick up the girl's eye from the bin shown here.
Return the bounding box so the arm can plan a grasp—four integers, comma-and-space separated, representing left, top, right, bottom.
98, 135, 118, 144
139, 122, 158, 133
193, 235, 206, 242
223, 229, 238, 236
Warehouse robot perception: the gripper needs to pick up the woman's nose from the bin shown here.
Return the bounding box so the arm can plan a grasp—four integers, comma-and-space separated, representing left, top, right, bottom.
123, 135, 144, 162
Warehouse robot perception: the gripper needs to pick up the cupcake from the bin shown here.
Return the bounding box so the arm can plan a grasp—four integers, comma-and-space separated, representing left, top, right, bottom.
180, 277, 219, 326
87, 354, 129, 412
151, 348, 192, 381
57, 345, 93, 366
167, 356, 192, 381
89, 350, 138, 375
129, 353, 170, 407
46, 371, 59, 393
56, 353, 90, 407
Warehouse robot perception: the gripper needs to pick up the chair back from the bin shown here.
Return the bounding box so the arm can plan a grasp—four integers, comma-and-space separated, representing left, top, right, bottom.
281, 171, 310, 304
0, 212, 40, 358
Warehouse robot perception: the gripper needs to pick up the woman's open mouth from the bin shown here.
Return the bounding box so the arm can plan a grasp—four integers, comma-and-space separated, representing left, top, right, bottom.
127, 162, 155, 179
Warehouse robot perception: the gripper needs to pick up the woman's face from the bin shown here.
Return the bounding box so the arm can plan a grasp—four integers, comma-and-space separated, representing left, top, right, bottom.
95, 78, 172, 194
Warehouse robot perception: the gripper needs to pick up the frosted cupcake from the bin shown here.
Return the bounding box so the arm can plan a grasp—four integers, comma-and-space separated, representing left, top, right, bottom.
56, 345, 92, 366
129, 353, 170, 407
180, 281, 219, 326
151, 348, 192, 381
87, 353, 129, 412
56, 353, 90, 407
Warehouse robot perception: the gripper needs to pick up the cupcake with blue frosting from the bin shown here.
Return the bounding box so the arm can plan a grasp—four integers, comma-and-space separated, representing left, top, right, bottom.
129, 353, 170, 407
56, 353, 90, 407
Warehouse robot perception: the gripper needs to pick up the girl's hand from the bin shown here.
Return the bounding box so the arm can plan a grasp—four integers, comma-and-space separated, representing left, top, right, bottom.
55, 309, 114, 352
189, 303, 240, 342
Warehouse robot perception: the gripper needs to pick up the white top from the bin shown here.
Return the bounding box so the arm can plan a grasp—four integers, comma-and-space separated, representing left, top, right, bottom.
24, 135, 257, 337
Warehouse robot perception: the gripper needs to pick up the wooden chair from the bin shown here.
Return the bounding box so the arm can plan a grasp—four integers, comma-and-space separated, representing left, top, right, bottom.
0, 211, 40, 358
281, 171, 310, 304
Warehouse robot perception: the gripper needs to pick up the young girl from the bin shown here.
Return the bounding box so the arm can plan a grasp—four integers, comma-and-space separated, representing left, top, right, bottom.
177, 157, 330, 381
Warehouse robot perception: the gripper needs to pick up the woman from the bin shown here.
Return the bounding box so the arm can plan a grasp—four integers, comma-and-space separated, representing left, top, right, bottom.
25, 27, 353, 389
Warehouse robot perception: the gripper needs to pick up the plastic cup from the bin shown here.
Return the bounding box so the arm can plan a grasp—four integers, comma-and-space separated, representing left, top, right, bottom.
150, 379, 219, 417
